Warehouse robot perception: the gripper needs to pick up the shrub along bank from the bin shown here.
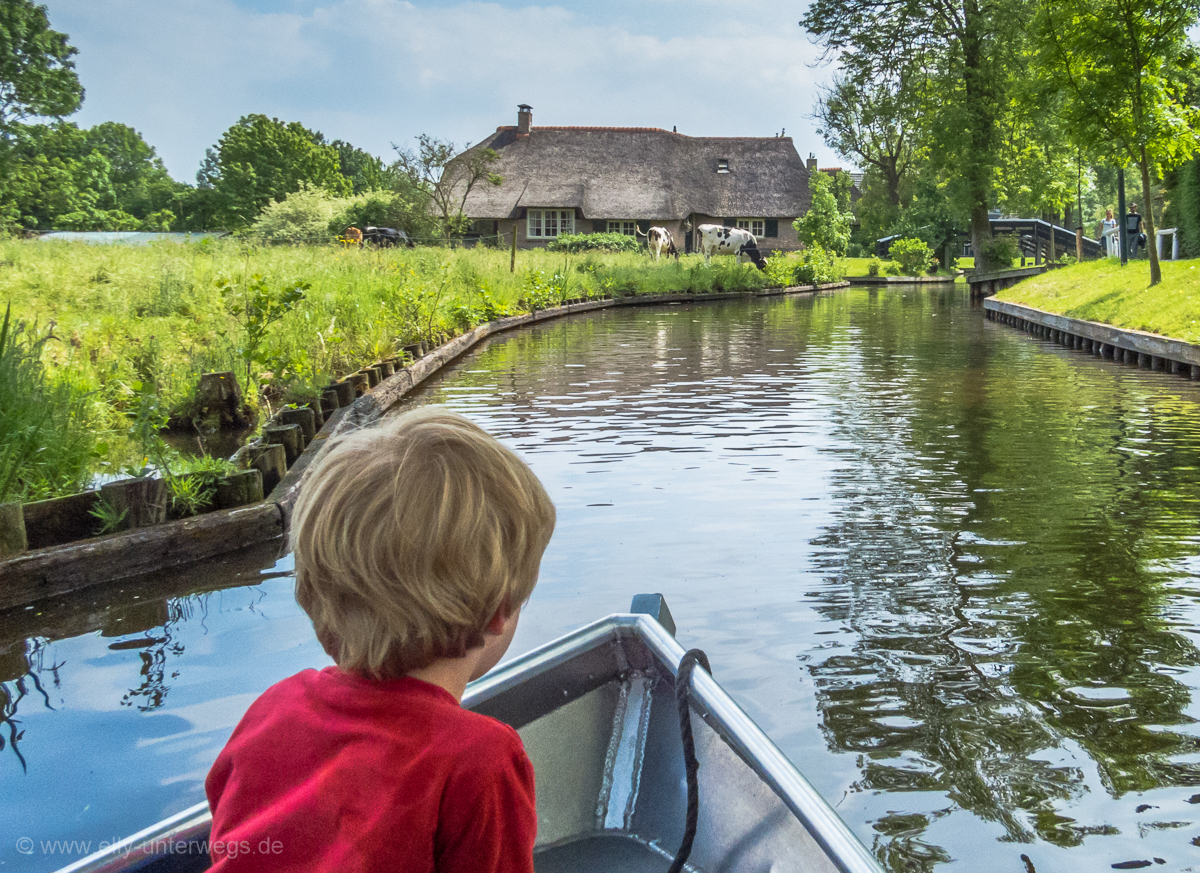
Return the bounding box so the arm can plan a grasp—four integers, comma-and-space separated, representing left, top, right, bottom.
0, 238, 840, 501
993, 258, 1200, 344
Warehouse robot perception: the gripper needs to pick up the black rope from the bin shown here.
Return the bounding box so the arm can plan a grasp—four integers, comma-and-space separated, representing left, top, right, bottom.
668, 648, 711, 873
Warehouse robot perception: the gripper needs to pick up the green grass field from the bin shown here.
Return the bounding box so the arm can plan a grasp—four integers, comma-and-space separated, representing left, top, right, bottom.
993, 258, 1200, 343
1, 238, 800, 497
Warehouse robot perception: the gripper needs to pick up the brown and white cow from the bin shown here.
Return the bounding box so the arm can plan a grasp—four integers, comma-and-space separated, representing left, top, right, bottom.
637, 226, 679, 261
696, 224, 767, 270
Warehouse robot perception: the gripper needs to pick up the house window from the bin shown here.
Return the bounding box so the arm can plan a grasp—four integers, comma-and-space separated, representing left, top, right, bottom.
717, 159, 730, 174
737, 219, 765, 237
527, 209, 575, 238
608, 220, 637, 236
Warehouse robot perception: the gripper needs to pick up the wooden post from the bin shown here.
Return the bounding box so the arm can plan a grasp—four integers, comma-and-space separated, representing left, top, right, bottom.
0, 502, 27, 558
510, 227, 517, 273
1076, 227, 1083, 261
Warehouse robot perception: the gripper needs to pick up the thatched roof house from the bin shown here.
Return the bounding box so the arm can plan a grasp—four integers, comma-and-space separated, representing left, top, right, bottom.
460, 106, 813, 252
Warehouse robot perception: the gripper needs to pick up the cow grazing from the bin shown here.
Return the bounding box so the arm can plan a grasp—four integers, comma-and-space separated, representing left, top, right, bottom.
362, 226, 414, 248
696, 224, 767, 270
637, 226, 679, 261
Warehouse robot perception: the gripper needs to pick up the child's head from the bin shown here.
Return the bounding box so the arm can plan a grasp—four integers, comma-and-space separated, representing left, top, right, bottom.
291, 407, 555, 679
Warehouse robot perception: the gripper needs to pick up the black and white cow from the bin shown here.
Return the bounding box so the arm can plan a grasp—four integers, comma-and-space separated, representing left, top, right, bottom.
363, 226, 414, 248
637, 226, 679, 261
696, 224, 767, 270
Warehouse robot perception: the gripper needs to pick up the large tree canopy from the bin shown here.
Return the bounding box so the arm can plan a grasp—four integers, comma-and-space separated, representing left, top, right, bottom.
201, 114, 352, 228
803, 0, 1032, 271
0, 0, 82, 135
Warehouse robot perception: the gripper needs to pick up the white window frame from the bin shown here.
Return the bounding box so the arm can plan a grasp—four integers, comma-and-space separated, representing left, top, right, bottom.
608, 220, 637, 237
737, 219, 765, 238
527, 209, 575, 238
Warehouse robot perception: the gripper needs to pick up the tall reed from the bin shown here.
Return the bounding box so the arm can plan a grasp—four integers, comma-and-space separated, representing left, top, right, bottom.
0, 303, 95, 503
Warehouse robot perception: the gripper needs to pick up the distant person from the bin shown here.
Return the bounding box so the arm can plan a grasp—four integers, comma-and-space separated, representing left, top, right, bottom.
1126, 204, 1144, 257
1102, 208, 1118, 258
205, 407, 557, 872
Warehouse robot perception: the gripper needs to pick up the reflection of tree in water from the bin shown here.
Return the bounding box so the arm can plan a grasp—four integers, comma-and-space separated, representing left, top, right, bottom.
0, 637, 61, 772
803, 294, 1200, 869
107, 596, 213, 712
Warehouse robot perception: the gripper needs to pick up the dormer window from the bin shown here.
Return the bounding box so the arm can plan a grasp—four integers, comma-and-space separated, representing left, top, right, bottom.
717, 159, 730, 173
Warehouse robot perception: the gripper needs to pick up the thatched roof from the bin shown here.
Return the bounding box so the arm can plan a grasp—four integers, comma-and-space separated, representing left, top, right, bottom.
459, 125, 811, 221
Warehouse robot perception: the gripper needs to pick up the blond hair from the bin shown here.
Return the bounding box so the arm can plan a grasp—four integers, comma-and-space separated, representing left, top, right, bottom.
291, 407, 555, 678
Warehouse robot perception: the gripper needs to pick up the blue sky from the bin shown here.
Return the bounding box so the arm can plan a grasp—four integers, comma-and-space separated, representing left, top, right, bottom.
41, 0, 842, 183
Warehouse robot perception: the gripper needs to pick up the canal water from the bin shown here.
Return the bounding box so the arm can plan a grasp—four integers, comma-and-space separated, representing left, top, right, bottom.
5, 284, 1200, 872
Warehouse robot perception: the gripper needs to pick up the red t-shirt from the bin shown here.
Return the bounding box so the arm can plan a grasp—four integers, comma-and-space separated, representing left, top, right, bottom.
205, 668, 536, 873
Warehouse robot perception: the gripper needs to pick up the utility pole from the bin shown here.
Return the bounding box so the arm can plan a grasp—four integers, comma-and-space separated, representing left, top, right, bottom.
1117, 167, 1128, 266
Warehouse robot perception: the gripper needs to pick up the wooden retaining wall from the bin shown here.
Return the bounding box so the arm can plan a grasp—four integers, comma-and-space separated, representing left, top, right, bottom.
967, 266, 1052, 300
983, 298, 1200, 380
0, 282, 847, 611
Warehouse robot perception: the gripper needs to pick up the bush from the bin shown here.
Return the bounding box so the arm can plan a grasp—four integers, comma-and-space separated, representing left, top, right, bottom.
980, 233, 1021, 269
251, 184, 340, 243
885, 261, 902, 275
763, 251, 796, 287
547, 232, 641, 253
889, 237, 934, 276
793, 245, 842, 286
867, 257, 882, 277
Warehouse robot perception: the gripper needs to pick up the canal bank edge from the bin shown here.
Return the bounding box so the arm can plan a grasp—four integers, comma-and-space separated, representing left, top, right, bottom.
0, 281, 848, 611
983, 297, 1200, 379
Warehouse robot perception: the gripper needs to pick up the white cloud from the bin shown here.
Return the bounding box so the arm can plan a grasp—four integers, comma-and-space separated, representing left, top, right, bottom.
42, 0, 842, 181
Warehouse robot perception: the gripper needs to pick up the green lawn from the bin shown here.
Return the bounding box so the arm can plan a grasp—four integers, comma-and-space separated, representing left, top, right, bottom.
993, 258, 1200, 343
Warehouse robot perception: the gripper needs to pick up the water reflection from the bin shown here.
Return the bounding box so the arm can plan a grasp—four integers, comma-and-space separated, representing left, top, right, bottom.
4, 287, 1200, 872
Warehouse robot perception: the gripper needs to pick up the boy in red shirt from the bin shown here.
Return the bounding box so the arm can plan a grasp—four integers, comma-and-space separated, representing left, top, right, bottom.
205, 407, 556, 872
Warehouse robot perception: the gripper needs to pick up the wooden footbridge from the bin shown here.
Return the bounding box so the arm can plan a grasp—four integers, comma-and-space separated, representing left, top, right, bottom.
986, 217, 1104, 263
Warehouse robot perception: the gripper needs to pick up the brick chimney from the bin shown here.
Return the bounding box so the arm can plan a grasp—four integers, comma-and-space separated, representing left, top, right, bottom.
807, 153, 818, 173
517, 104, 532, 135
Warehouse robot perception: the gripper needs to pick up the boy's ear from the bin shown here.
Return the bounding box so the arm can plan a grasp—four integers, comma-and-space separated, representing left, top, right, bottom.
484, 606, 509, 635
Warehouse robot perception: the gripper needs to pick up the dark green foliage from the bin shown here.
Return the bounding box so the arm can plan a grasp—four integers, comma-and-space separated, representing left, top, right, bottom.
5, 122, 185, 229
1163, 159, 1200, 257
547, 232, 641, 253
980, 233, 1021, 267
331, 140, 401, 195
202, 115, 352, 228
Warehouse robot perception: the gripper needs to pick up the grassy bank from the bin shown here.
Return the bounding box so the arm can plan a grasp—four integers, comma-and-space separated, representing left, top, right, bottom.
993, 258, 1200, 344
1, 238, 797, 498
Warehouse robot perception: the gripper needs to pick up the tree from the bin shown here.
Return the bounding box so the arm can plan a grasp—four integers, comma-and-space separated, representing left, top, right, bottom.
1035, 0, 1200, 285
201, 115, 351, 228
802, 0, 1032, 272
330, 140, 402, 195
795, 170, 854, 254
3, 122, 186, 230
0, 1, 82, 136
395, 135, 501, 240
814, 71, 919, 209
